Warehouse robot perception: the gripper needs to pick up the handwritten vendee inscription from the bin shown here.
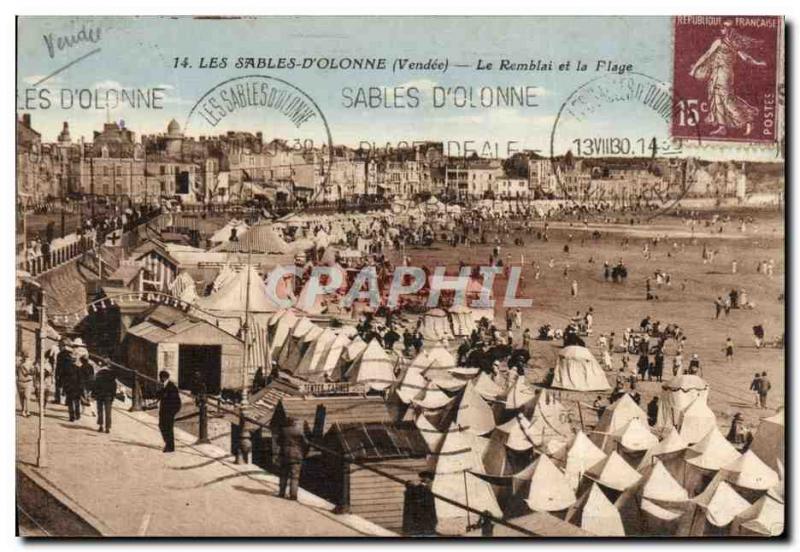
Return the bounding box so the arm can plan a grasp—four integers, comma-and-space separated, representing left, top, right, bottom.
42, 24, 102, 58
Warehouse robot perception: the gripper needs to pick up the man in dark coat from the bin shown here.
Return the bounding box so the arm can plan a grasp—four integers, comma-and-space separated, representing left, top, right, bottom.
402, 471, 437, 536
54, 339, 73, 404
277, 417, 307, 500
157, 370, 182, 452
93, 362, 117, 433
62, 351, 83, 422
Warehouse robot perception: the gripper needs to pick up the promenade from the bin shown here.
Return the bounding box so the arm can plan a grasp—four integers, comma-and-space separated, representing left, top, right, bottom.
16, 400, 393, 537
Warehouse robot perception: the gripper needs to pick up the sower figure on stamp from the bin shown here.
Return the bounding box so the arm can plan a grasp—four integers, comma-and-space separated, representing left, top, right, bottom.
276, 416, 307, 500
156, 370, 182, 453
689, 20, 766, 137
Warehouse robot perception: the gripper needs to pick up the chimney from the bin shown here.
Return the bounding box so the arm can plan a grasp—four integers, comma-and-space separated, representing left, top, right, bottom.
22, 113, 31, 128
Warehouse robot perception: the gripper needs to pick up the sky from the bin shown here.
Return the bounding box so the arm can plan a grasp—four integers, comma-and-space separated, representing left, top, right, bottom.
16, 16, 783, 161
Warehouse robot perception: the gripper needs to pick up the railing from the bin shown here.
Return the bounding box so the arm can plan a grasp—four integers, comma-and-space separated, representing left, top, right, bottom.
22, 236, 97, 277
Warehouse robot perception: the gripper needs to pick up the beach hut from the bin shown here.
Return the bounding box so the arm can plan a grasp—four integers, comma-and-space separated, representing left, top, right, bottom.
551, 346, 610, 392
169, 271, 198, 303
295, 327, 338, 378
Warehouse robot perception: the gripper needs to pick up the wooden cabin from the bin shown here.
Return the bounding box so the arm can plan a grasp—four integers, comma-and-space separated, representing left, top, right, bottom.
315, 421, 430, 533
123, 305, 244, 396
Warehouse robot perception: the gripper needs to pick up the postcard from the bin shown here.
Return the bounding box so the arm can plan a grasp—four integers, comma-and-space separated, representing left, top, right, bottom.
15, 16, 785, 538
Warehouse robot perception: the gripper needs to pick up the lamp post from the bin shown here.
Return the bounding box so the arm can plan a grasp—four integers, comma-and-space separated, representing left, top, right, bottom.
36, 288, 47, 468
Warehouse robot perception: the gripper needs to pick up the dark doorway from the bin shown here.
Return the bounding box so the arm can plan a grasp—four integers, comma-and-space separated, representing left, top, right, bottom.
178, 345, 221, 394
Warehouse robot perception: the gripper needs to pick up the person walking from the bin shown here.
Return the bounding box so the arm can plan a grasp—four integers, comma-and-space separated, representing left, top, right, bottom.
714, 297, 723, 319
522, 328, 532, 354
672, 352, 683, 376
653, 348, 665, 382
724, 337, 735, 363
749, 373, 762, 407
277, 416, 307, 500
753, 324, 765, 349
157, 370, 182, 452
62, 350, 83, 422
571, 279, 578, 297
93, 362, 117, 433
16, 354, 35, 417
756, 371, 771, 409
54, 338, 73, 404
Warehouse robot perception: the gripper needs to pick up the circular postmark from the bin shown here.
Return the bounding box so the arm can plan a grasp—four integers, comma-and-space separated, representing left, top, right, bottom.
549, 72, 703, 218
184, 75, 334, 214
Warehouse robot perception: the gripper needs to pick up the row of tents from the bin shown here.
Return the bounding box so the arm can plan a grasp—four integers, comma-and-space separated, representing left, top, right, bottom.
385, 346, 784, 536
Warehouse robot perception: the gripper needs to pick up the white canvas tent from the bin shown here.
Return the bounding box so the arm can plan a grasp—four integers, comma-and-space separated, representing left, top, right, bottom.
585, 451, 642, 493
677, 397, 718, 445
295, 327, 338, 378
525, 454, 577, 513
730, 495, 784, 537
420, 308, 454, 342
169, 271, 198, 303
553, 431, 607, 491
594, 394, 648, 451
685, 427, 741, 471
749, 408, 784, 472
717, 450, 779, 492
448, 304, 476, 337
395, 355, 429, 404
551, 346, 610, 391
689, 480, 751, 535
565, 483, 626, 536
656, 374, 709, 430
526, 390, 573, 447
347, 338, 395, 391
455, 381, 496, 436
613, 418, 658, 453
505, 376, 538, 411
432, 425, 502, 535
638, 427, 689, 475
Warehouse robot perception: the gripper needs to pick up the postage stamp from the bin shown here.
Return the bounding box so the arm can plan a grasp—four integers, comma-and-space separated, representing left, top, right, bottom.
672, 16, 782, 144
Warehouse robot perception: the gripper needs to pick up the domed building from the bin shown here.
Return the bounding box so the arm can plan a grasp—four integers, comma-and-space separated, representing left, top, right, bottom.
165, 118, 184, 156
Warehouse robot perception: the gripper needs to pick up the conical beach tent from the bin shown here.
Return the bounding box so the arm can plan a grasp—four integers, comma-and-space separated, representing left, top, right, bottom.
731, 495, 784, 537
566, 482, 626, 536
586, 451, 642, 492
432, 425, 502, 535
551, 346, 610, 391
690, 480, 751, 534
718, 450, 779, 492
553, 431, 607, 491
678, 397, 717, 445
525, 454, 577, 513
347, 339, 395, 391
656, 374, 709, 430
749, 408, 784, 472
